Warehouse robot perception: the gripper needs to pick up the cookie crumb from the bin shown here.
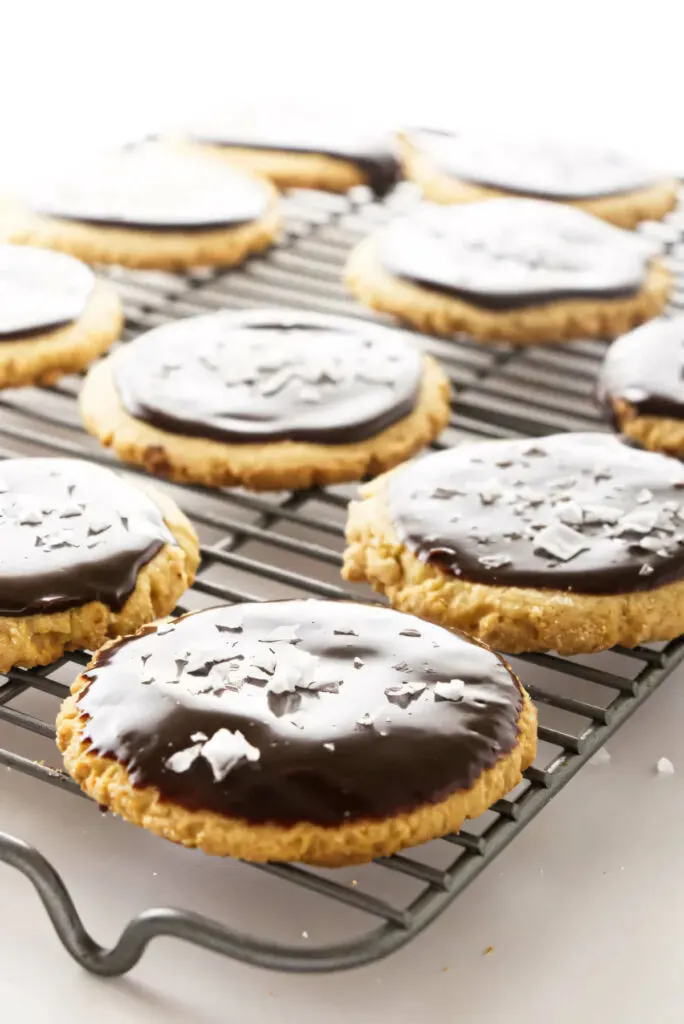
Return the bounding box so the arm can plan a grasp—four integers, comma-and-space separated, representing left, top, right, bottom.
656, 756, 675, 775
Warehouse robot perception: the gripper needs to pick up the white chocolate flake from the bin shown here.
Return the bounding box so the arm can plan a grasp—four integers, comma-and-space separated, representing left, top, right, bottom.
165, 743, 203, 774
534, 522, 588, 562
435, 679, 466, 701
201, 728, 260, 782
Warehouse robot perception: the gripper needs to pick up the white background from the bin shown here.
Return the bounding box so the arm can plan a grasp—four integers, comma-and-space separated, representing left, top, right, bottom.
2, 2, 684, 1020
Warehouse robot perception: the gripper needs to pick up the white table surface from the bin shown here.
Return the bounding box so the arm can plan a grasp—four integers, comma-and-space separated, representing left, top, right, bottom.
2, 3, 684, 1019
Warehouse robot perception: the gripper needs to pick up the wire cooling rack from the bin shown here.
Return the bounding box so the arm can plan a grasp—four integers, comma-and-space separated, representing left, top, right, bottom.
1, 184, 684, 976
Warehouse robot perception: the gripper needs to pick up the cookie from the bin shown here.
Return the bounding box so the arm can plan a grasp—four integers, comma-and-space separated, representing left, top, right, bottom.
398, 128, 679, 228
598, 316, 684, 456
56, 599, 537, 866
345, 198, 671, 345
183, 114, 399, 196
78, 308, 451, 490
0, 245, 122, 388
343, 433, 684, 655
0, 142, 280, 271
344, 197, 671, 346
0, 458, 199, 672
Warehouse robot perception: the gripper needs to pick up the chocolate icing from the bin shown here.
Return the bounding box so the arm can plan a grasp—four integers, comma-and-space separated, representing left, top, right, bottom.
378, 199, 659, 311
0, 245, 94, 338
30, 143, 270, 231
0, 458, 175, 616
188, 118, 399, 197
114, 309, 422, 445
407, 128, 663, 200
598, 316, 684, 421
76, 600, 523, 827
386, 432, 684, 595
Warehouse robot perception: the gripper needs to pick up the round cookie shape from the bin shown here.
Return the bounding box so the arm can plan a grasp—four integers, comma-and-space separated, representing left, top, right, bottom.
598, 316, 684, 422
79, 308, 451, 490
404, 129, 664, 201
69, 600, 527, 828
0, 457, 178, 615
385, 433, 684, 596
114, 309, 423, 445
186, 115, 399, 197
0, 245, 94, 338
28, 143, 271, 231
376, 199, 658, 311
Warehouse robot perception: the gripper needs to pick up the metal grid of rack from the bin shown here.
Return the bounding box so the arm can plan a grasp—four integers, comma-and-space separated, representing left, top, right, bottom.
1, 183, 684, 975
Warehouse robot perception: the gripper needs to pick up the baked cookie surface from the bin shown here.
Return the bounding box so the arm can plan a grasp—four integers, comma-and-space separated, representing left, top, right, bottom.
79, 308, 451, 490
184, 114, 399, 196
0, 143, 280, 270
0, 458, 199, 671
399, 129, 679, 228
0, 245, 122, 387
598, 315, 684, 456
345, 198, 670, 345
57, 599, 536, 865
343, 432, 684, 654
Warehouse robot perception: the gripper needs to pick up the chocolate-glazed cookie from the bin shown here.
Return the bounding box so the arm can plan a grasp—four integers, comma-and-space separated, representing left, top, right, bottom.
185, 115, 399, 197
0, 143, 281, 271
28, 142, 271, 231
0, 245, 123, 388
0, 245, 94, 338
56, 600, 537, 865
345, 198, 671, 344
343, 433, 684, 653
598, 316, 684, 456
398, 129, 679, 228
0, 458, 199, 672
79, 309, 451, 490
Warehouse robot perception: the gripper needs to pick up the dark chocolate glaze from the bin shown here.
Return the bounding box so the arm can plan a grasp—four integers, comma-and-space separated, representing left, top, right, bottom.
407, 128, 663, 200
0, 458, 175, 616
77, 600, 523, 827
598, 316, 684, 421
30, 143, 270, 231
188, 119, 399, 197
114, 309, 422, 445
0, 245, 94, 338
378, 198, 658, 311
386, 432, 684, 596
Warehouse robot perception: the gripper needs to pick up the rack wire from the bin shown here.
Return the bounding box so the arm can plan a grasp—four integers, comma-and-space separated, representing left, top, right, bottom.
1, 183, 684, 975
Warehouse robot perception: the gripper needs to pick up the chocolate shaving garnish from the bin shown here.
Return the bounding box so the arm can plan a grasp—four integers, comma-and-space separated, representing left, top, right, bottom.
581, 504, 622, 525
384, 681, 427, 708
432, 487, 463, 499
19, 509, 42, 526
59, 504, 83, 518
88, 520, 111, 536
613, 509, 660, 536
478, 480, 503, 505
478, 553, 512, 569
399, 628, 421, 637
435, 679, 466, 702
534, 522, 588, 562
557, 501, 584, 527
